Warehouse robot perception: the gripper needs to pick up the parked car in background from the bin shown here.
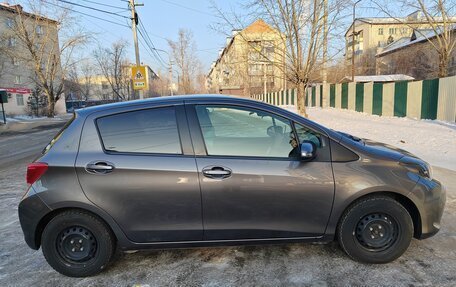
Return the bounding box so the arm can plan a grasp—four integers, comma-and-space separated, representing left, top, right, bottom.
19, 95, 445, 277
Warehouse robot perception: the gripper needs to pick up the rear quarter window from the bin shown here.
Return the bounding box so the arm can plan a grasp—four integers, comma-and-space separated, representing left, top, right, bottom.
42, 113, 76, 154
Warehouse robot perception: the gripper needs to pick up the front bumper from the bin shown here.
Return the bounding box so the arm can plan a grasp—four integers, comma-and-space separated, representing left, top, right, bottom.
414, 177, 446, 239
18, 188, 52, 250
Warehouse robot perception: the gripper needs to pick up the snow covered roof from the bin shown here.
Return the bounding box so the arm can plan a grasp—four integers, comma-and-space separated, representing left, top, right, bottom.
342, 74, 415, 83
377, 25, 456, 56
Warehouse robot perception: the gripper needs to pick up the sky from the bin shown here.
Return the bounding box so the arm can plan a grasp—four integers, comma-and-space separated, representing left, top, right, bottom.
20, 0, 397, 76
49, 0, 238, 76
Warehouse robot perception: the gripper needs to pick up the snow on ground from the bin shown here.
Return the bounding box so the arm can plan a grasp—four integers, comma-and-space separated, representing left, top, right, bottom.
284, 106, 456, 170
5, 115, 65, 122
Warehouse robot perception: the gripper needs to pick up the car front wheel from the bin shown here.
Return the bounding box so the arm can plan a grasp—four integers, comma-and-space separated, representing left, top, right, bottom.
337, 195, 413, 263
41, 210, 116, 277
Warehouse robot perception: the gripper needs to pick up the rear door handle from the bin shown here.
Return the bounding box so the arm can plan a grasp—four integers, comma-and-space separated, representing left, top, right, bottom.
202, 166, 232, 179
86, 161, 114, 174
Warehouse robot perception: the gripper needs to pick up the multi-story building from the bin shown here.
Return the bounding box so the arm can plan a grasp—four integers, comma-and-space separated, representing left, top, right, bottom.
376, 27, 456, 80
207, 19, 286, 96
0, 2, 65, 116
345, 11, 456, 76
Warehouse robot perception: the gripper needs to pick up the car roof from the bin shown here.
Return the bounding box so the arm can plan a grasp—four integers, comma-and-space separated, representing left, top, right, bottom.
75, 94, 251, 116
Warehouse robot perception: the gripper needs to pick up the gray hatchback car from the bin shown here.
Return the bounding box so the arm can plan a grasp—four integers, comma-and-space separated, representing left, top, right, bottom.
19, 95, 445, 277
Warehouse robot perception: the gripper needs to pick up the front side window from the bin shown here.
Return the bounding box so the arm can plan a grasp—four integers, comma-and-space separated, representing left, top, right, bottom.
97, 107, 182, 154
196, 105, 296, 158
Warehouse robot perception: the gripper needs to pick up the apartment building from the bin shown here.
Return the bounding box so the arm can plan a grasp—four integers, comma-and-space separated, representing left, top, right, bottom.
376, 27, 456, 80
0, 2, 65, 116
345, 11, 456, 75
207, 19, 286, 96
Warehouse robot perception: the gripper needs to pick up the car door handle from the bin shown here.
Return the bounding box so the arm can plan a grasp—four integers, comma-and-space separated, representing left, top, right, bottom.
202, 166, 232, 179
86, 161, 114, 174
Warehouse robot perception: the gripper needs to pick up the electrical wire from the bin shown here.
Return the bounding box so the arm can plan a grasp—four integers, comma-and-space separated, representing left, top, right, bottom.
80, 0, 129, 11
56, 0, 130, 19
42, 0, 131, 28
157, 0, 222, 19
137, 18, 167, 65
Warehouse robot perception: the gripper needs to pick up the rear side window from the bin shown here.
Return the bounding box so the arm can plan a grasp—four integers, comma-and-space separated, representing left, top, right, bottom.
96, 107, 182, 154
42, 113, 76, 154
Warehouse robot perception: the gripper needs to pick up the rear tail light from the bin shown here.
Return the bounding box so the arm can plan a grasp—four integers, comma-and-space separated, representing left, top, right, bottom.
26, 162, 48, 185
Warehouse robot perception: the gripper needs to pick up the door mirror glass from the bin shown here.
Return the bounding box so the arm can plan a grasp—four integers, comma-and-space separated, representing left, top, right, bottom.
300, 141, 317, 160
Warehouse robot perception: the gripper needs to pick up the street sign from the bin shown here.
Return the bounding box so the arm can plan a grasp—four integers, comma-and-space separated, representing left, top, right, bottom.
0, 90, 6, 124
131, 65, 148, 90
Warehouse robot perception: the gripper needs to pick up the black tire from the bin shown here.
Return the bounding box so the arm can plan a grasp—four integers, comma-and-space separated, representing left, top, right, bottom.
41, 210, 116, 277
337, 195, 413, 263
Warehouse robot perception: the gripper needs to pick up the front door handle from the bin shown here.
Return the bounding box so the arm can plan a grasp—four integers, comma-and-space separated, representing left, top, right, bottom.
86, 161, 115, 174
202, 166, 232, 179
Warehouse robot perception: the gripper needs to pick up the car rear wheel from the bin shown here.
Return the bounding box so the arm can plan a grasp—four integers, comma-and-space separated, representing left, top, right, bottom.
337, 195, 413, 263
41, 210, 115, 277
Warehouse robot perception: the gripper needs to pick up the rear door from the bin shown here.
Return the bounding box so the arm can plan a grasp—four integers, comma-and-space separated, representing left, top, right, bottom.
76, 104, 203, 243
186, 102, 335, 240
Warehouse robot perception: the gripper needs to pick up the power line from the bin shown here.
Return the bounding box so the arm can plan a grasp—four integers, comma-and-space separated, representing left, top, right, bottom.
158, 0, 222, 19
80, 0, 129, 11
137, 18, 167, 65
137, 26, 167, 67
42, 0, 130, 28
56, 0, 130, 19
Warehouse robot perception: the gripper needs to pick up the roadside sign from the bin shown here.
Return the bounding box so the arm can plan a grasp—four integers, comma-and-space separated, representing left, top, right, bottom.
131, 65, 148, 90
0, 90, 7, 103
0, 90, 6, 124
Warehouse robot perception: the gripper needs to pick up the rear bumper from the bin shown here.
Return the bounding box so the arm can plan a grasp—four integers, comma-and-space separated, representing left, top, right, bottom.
18, 188, 51, 250
416, 178, 446, 239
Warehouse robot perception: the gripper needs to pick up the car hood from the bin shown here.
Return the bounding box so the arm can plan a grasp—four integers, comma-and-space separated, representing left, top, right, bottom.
338, 131, 417, 161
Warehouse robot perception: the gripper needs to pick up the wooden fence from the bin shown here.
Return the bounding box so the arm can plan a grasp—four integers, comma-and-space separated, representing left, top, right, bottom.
251, 75, 456, 122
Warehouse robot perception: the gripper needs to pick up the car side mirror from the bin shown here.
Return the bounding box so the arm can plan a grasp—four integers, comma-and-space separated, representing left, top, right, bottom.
300, 141, 317, 160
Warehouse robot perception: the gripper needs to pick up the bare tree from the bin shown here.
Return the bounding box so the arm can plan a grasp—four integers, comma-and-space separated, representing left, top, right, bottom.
168, 29, 202, 94
0, 1, 87, 117
94, 40, 133, 101
372, 0, 456, 77
66, 59, 95, 101
212, 0, 349, 116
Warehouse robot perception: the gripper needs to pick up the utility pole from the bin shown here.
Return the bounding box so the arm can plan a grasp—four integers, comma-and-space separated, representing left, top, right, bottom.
352, 0, 362, 82
169, 60, 173, 96
129, 0, 144, 99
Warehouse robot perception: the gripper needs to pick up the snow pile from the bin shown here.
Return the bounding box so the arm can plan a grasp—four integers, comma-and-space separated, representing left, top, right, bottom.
284, 106, 456, 170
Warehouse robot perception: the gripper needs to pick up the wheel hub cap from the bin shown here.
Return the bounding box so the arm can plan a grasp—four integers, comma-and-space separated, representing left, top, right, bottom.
58, 226, 97, 262
355, 213, 398, 251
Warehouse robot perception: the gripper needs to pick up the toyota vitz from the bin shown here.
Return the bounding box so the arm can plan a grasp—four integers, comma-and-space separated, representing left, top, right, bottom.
19, 95, 445, 277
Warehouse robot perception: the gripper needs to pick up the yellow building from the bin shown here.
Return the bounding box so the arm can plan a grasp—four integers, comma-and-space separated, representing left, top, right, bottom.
345, 11, 456, 75
207, 19, 286, 97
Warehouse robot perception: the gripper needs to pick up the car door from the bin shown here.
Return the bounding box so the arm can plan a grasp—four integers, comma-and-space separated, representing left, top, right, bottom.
75, 104, 203, 243
186, 103, 335, 240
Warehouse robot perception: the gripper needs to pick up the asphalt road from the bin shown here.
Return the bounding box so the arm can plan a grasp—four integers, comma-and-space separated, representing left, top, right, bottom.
0, 123, 455, 286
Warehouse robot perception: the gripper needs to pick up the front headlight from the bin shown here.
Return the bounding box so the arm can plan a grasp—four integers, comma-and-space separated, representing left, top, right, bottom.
399, 156, 432, 179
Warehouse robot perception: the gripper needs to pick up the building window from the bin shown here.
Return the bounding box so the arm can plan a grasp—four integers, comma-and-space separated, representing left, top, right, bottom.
400, 27, 408, 34
12, 57, 19, 66
16, 94, 24, 106
389, 28, 395, 35
8, 37, 17, 47
6, 17, 14, 28
36, 25, 43, 35
15, 75, 21, 84
378, 28, 383, 35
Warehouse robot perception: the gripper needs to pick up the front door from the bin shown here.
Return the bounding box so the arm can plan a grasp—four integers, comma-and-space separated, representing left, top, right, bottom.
187, 104, 335, 240
76, 105, 203, 243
